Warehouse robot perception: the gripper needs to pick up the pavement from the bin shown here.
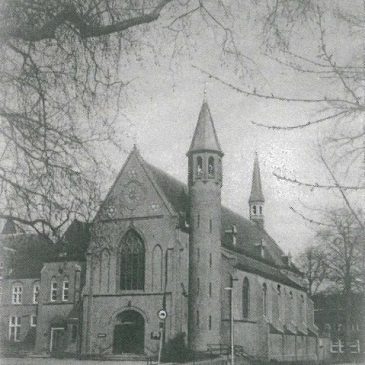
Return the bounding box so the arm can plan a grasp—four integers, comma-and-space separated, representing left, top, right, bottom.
0, 359, 149, 365
1, 358, 364, 365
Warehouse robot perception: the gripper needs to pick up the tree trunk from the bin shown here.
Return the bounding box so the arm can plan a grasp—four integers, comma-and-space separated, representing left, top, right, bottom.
343, 287, 352, 359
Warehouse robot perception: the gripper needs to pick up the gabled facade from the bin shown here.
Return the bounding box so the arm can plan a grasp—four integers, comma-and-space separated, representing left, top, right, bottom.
0, 99, 319, 361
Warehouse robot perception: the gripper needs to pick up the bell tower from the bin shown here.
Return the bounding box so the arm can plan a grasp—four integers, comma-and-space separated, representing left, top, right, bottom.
249, 153, 265, 228
187, 97, 223, 351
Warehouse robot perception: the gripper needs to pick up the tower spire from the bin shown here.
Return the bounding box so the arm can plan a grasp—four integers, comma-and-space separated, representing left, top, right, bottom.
187, 98, 223, 156
249, 153, 265, 227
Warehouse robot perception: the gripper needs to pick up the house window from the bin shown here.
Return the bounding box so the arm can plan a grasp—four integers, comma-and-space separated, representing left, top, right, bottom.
33, 283, 40, 304
209, 253, 212, 268
262, 283, 267, 316
50, 279, 58, 302
196, 156, 203, 178
253, 205, 257, 215
209, 315, 212, 330
208, 157, 215, 178
197, 214, 200, 228
209, 282, 212, 297
196, 310, 199, 327
12, 284, 22, 304
242, 277, 250, 318
259, 206, 263, 215
62, 280, 69, 301
30, 315, 37, 327
9, 316, 21, 342
120, 230, 145, 290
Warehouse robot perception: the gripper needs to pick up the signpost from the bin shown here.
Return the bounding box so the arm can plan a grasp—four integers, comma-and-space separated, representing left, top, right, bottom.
157, 309, 167, 365
158, 309, 167, 320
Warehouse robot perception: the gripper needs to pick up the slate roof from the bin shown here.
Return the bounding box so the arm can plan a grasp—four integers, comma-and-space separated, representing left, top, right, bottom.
0, 219, 90, 279
145, 160, 303, 287
188, 101, 223, 155
0, 233, 58, 279
58, 219, 91, 261
228, 249, 304, 290
249, 153, 265, 203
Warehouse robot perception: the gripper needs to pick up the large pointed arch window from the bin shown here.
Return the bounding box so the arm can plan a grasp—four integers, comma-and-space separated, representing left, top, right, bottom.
120, 230, 145, 290
242, 277, 250, 318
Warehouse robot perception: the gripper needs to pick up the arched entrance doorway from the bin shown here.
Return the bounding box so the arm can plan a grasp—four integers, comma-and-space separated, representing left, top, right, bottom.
113, 310, 145, 354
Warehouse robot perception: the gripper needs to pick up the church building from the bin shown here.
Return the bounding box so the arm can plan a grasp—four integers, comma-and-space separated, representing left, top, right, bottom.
0, 98, 318, 362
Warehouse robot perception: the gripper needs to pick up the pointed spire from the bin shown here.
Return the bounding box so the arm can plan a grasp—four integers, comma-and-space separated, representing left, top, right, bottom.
188, 98, 223, 156
1, 218, 20, 235
249, 152, 265, 203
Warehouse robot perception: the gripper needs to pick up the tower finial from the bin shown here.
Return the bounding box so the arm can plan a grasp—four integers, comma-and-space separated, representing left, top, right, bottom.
203, 81, 207, 102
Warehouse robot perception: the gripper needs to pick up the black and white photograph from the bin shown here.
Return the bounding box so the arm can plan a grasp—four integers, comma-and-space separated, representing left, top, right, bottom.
0, 1, 363, 364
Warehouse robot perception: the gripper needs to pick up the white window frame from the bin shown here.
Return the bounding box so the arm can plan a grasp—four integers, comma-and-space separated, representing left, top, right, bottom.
33, 283, 40, 304
30, 314, 37, 327
50, 327, 65, 352
12, 284, 22, 304
50, 280, 57, 302
9, 316, 21, 342
62, 280, 69, 302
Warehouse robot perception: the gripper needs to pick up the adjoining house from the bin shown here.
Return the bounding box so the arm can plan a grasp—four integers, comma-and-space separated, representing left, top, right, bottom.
1, 98, 320, 361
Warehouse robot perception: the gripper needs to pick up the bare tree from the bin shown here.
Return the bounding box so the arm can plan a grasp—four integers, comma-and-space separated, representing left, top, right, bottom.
296, 245, 327, 297
296, 208, 363, 355
0, 0, 248, 239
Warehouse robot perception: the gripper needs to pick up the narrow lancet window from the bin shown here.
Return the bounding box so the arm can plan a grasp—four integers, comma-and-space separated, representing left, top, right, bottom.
242, 277, 250, 318
208, 156, 215, 178
196, 156, 203, 178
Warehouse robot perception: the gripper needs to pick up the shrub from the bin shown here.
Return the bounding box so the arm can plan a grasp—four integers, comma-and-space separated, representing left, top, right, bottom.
161, 332, 192, 363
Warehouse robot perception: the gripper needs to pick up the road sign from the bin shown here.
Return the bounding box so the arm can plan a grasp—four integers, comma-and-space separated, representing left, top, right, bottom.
158, 309, 167, 320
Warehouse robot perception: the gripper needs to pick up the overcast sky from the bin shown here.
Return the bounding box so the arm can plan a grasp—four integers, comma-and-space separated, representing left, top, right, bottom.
95, 1, 361, 255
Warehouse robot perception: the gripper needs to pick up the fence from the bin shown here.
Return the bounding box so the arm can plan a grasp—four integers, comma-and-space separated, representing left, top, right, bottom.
330, 339, 360, 354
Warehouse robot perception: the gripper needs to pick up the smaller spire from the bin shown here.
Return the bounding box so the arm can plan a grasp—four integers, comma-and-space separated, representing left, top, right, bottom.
249, 152, 265, 203
1, 218, 20, 235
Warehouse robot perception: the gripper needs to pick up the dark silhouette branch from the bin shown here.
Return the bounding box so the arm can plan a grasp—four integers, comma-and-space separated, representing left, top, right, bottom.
0, 0, 173, 41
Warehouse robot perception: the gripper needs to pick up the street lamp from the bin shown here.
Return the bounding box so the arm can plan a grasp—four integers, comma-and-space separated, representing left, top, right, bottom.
224, 285, 234, 365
